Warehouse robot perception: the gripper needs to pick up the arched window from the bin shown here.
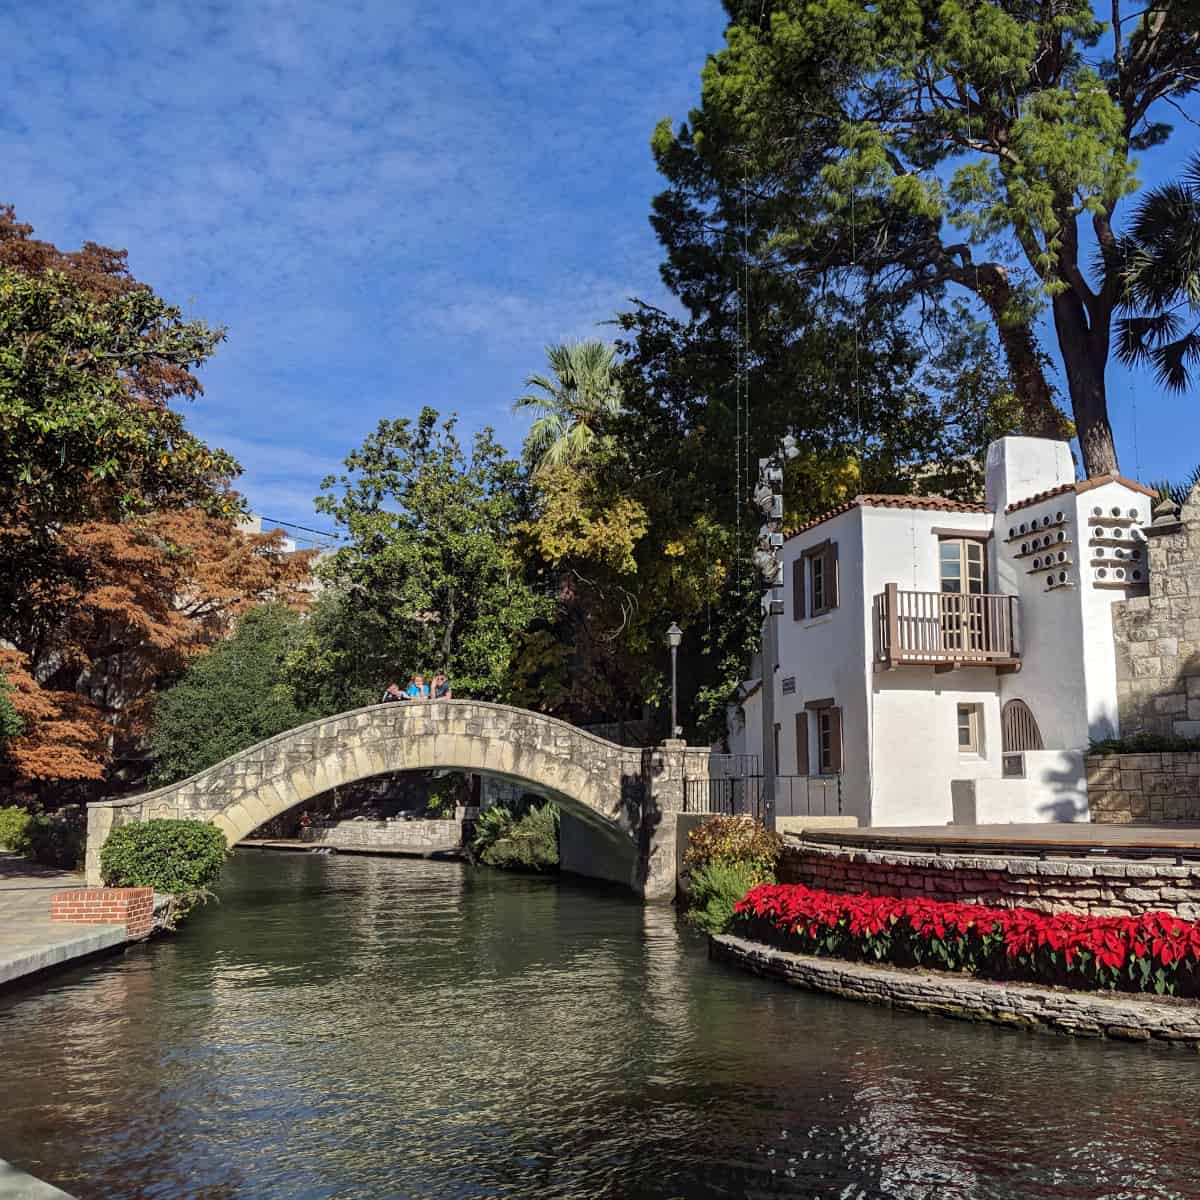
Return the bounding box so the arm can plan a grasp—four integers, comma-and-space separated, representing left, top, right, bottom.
1002, 699, 1044, 752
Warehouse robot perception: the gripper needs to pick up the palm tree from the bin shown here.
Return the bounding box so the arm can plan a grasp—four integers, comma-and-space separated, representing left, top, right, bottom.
1114, 154, 1200, 393
513, 340, 623, 471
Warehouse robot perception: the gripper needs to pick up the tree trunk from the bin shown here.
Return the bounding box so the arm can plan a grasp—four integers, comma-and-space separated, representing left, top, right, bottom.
1051, 293, 1119, 478
973, 265, 1070, 441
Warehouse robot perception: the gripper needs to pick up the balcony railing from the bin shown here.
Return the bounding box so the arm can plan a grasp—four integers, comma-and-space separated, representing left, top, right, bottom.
876, 583, 1020, 671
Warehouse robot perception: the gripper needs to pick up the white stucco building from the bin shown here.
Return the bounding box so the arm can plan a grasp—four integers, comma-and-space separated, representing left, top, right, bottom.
728, 437, 1157, 827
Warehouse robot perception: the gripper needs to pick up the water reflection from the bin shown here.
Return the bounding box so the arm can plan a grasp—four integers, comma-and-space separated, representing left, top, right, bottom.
0, 851, 1198, 1199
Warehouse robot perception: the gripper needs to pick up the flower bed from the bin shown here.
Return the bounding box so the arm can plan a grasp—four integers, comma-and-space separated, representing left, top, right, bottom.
733, 883, 1200, 998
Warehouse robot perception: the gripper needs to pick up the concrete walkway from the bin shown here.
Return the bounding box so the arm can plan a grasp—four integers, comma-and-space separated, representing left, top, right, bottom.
0, 853, 124, 989
0, 1159, 75, 1199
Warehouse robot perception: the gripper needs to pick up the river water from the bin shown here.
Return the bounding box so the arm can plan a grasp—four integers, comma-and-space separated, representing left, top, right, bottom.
2, 851, 1199, 1200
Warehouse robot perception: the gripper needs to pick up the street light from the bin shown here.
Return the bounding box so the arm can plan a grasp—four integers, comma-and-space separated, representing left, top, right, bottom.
667, 621, 683, 739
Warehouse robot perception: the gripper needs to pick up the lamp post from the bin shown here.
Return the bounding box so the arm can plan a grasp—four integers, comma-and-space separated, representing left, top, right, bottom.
667, 621, 683, 739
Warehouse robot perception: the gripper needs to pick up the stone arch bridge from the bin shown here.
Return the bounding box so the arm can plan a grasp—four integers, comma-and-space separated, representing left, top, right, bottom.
86, 700, 711, 900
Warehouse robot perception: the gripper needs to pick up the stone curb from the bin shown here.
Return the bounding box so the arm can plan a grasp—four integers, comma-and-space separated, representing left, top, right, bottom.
0, 1158, 76, 1199
0, 925, 126, 989
710, 934, 1200, 1046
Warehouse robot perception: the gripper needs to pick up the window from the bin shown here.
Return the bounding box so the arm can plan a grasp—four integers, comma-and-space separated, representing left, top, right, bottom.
773, 722, 781, 770
1002, 699, 1044, 752
796, 540, 839, 618
804, 700, 842, 775
957, 703, 983, 754
940, 538, 986, 595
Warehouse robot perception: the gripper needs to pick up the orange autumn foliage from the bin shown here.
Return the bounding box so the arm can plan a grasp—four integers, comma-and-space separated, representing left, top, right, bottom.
0, 648, 108, 782
1, 511, 315, 789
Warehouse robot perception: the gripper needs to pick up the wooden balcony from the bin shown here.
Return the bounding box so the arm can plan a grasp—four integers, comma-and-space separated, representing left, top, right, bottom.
875, 584, 1021, 672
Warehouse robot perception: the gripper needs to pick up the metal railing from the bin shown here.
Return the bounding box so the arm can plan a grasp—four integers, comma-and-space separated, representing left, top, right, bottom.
876, 583, 1019, 668
684, 773, 842, 819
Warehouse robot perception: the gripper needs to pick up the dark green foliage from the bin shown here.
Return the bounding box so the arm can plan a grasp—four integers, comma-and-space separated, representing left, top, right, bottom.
150, 604, 318, 784
1150, 465, 1200, 510
471, 804, 514, 857
687, 860, 761, 935
473, 802, 560, 872
0, 671, 22, 746
100, 819, 228, 896
0, 805, 84, 869
1090, 732, 1200, 756
0, 804, 32, 853
294, 408, 551, 711
27, 808, 85, 870
1115, 154, 1200, 393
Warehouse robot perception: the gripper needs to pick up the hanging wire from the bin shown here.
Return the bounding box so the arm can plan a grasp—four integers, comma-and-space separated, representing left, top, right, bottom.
850, 187, 863, 456
1129, 371, 1142, 479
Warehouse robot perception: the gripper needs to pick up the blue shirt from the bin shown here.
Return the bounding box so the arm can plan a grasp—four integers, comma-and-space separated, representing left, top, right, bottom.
405, 683, 429, 699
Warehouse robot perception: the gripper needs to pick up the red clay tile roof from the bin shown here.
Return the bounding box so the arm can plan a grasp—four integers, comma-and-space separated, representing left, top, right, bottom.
1005, 473, 1159, 513
784, 494, 988, 541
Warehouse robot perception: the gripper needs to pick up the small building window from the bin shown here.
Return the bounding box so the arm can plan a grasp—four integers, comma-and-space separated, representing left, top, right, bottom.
796, 540, 839, 618
957, 703, 983, 754
816, 707, 842, 774
1002, 699, 1044, 752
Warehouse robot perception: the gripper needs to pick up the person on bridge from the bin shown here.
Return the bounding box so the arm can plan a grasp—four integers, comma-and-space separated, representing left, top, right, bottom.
405, 674, 430, 700
382, 683, 405, 703
431, 671, 452, 700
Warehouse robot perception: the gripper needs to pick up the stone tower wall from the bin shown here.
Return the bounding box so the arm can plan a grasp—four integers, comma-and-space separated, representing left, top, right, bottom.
1112, 489, 1200, 739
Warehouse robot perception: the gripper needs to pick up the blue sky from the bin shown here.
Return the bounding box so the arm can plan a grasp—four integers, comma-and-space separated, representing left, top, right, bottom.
2, 2, 1196, 542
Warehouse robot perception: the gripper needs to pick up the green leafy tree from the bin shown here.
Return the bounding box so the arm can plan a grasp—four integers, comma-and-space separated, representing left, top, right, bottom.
513, 339, 624, 470
149, 604, 317, 783
301, 408, 551, 705
0, 265, 237, 530
0, 671, 22, 748
659, 0, 1200, 475
1115, 152, 1200, 391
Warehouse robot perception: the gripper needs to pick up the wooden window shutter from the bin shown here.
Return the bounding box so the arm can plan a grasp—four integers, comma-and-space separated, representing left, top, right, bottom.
792, 556, 805, 620
828, 707, 843, 773
828, 542, 840, 609
795, 711, 809, 775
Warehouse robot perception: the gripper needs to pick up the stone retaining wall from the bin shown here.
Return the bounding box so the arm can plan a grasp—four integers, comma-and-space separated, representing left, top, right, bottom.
50, 887, 154, 940
780, 839, 1200, 920
300, 818, 463, 855
1086, 752, 1200, 823
710, 935, 1200, 1045
1111, 488, 1200, 740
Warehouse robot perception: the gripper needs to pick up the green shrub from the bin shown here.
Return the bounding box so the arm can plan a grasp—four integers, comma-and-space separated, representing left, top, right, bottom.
1089, 732, 1200, 756
0, 805, 33, 854
28, 809, 85, 870
687, 860, 762, 935
478, 803, 559, 872
100, 819, 228, 900
471, 804, 515, 857
683, 814, 782, 882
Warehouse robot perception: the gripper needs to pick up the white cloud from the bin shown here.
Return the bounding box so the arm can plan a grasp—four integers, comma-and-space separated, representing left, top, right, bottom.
1, 0, 728, 525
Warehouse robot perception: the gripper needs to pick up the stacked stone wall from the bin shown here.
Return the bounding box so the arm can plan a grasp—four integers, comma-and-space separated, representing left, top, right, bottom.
1086, 752, 1200, 823
299, 818, 463, 854
1112, 489, 1200, 738
780, 840, 1200, 920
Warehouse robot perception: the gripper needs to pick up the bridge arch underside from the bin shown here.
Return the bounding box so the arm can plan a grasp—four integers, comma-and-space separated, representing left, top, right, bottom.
169, 730, 644, 892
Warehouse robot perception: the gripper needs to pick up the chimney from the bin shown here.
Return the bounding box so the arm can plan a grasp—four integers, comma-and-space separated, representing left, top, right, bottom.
985, 437, 1076, 514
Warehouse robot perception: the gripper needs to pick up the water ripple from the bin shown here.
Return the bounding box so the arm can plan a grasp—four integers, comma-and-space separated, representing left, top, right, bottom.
0, 852, 1198, 1199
